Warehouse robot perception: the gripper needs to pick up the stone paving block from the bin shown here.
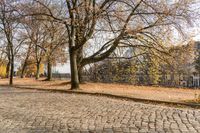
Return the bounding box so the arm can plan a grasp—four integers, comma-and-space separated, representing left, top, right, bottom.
0, 87, 199, 132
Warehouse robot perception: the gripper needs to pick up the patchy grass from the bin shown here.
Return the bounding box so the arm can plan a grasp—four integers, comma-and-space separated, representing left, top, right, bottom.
0, 78, 200, 103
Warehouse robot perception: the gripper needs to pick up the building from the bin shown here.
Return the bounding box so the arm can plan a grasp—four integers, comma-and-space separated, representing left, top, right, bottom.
187, 41, 200, 87
164, 41, 200, 87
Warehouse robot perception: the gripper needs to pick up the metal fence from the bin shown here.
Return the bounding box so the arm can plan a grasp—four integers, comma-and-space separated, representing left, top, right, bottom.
52, 73, 71, 80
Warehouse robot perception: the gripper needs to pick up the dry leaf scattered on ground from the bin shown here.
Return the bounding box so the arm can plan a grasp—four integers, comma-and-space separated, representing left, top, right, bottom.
0, 78, 200, 103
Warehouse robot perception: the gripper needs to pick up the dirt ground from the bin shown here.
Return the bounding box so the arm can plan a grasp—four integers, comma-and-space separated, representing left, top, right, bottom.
0, 78, 200, 103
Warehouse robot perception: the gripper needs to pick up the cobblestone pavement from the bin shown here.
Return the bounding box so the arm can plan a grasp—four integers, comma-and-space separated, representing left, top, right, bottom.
0, 87, 200, 133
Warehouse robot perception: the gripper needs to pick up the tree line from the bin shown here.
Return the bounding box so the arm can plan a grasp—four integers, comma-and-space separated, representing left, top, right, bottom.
87, 41, 198, 87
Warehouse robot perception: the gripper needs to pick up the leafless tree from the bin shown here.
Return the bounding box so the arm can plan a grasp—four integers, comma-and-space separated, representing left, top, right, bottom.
0, 0, 24, 85
20, 0, 199, 89
40, 21, 68, 81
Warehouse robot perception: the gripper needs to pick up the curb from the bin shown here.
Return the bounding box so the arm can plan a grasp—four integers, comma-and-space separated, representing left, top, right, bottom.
6, 86, 200, 109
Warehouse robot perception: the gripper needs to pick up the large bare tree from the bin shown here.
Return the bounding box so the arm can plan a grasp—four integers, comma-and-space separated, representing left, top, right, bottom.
20, 0, 198, 89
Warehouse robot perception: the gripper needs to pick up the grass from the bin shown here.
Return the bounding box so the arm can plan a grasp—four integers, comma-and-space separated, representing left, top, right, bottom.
0, 78, 200, 103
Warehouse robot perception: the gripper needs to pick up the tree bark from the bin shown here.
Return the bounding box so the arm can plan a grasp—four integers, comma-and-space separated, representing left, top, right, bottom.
36, 63, 40, 80
21, 44, 32, 78
21, 61, 27, 78
9, 54, 14, 85
69, 49, 79, 90
78, 66, 83, 83
46, 58, 52, 81
77, 47, 84, 83
6, 61, 10, 78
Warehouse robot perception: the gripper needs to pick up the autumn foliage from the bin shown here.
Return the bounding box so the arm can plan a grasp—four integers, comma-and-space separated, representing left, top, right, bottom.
0, 65, 6, 78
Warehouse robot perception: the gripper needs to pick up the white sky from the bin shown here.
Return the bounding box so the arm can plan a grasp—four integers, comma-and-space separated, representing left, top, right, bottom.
52, 61, 71, 73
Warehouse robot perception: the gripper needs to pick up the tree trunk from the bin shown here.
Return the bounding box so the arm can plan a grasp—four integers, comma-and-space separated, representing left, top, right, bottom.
9, 55, 14, 85
77, 47, 84, 83
70, 49, 79, 90
21, 45, 31, 78
21, 61, 27, 78
36, 63, 40, 80
6, 61, 10, 78
47, 59, 52, 81
78, 66, 84, 83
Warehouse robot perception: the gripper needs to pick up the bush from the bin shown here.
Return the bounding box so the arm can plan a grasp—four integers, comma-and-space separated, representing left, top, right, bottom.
0, 65, 7, 78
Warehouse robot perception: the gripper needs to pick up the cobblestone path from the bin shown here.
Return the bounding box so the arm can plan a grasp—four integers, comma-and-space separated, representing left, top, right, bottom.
0, 87, 200, 133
